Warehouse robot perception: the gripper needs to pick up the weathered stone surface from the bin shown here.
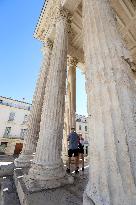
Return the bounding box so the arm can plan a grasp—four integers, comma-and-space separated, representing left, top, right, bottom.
67, 56, 78, 129
14, 167, 88, 205
24, 10, 69, 191
83, 0, 136, 204
12, 1, 136, 204
0, 163, 14, 177
1, 176, 20, 205
14, 40, 52, 168
0, 156, 15, 177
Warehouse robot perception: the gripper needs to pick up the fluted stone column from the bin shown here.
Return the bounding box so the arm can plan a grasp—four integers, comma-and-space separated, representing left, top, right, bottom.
68, 57, 78, 128
83, 0, 136, 204
62, 122, 68, 163
66, 99, 70, 135
14, 39, 53, 167
67, 82, 72, 129
24, 9, 71, 191
62, 100, 70, 163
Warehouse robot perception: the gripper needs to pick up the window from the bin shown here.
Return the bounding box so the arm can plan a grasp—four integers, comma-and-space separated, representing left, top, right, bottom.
0, 100, 3, 104
79, 125, 82, 130
3, 127, 11, 137
76, 118, 81, 122
20, 129, 27, 139
8, 112, 15, 121
85, 126, 87, 131
23, 115, 28, 124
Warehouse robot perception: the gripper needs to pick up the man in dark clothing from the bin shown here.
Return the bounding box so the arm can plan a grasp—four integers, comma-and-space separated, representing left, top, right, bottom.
66, 128, 79, 174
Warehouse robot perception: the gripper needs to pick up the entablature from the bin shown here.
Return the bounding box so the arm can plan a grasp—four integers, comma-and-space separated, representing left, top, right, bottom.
34, 0, 136, 65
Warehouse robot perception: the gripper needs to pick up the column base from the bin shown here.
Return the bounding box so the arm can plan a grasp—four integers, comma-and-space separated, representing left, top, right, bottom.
14, 152, 35, 168
23, 163, 74, 192
83, 184, 110, 205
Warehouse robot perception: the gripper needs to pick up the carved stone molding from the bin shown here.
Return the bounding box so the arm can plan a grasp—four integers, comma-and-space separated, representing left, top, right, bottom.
45, 38, 53, 49
67, 56, 78, 68
121, 56, 136, 72
41, 38, 53, 55
55, 7, 72, 34
34, 0, 72, 40
34, 0, 60, 40
61, 0, 81, 14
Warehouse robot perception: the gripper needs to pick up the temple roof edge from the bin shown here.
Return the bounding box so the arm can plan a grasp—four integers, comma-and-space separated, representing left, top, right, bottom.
33, 0, 61, 42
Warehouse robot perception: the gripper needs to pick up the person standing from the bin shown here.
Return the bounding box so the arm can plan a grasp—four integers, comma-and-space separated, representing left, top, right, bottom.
66, 128, 79, 174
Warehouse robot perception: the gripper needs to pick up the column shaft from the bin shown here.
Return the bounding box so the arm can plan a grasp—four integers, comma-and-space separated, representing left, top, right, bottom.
67, 82, 72, 129
62, 100, 70, 163
24, 10, 69, 191
14, 40, 52, 167
66, 100, 70, 135
68, 57, 77, 128
83, 0, 136, 204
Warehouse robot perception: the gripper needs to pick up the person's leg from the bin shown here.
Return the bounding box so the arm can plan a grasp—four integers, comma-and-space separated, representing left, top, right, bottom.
77, 151, 80, 169
78, 150, 81, 169
66, 149, 72, 173
74, 149, 79, 173
68, 156, 71, 170
81, 153, 84, 171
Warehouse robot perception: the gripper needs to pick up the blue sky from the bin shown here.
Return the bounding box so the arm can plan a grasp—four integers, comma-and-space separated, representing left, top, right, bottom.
0, 0, 87, 115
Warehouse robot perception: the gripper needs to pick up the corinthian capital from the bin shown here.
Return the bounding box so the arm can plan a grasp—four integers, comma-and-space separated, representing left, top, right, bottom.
45, 38, 53, 50
56, 7, 72, 33
67, 56, 78, 68
41, 38, 53, 55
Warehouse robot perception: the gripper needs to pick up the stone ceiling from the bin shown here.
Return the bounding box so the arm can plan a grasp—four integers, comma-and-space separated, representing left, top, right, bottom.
112, 0, 136, 64
34, 0, 136, 65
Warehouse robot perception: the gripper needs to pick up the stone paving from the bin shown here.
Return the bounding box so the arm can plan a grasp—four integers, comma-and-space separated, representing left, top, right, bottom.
14, 166, 88, 205
0, 155, 15, 177
0, 155, 20, 205
1, 176, 20, 205
0, 155, 89, 205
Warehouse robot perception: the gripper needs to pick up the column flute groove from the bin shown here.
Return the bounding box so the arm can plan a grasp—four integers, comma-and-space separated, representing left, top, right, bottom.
24, 8, 72, 192
68, 56, 78, 129
14, 39, 53, 167
83, 0, 136, 204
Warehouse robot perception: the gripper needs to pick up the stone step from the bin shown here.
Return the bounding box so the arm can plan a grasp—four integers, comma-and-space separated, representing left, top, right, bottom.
14, 167, 89, 205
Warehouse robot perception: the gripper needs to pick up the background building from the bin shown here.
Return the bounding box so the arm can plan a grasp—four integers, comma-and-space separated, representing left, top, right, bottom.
76, 114, 89, 155
76, 114, 88, 140
0, 96, 88, 155
0, 96, 31, 155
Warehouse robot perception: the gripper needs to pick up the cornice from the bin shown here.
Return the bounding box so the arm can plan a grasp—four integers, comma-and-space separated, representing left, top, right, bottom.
34, 0, 73, 42
34, 0, 49, 40
34, 0, 61, 41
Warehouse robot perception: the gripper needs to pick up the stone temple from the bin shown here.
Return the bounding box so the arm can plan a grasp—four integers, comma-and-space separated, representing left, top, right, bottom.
13, 0, 136, 204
